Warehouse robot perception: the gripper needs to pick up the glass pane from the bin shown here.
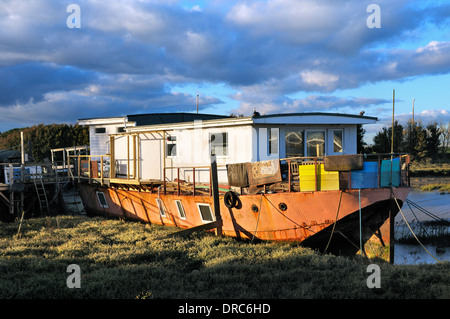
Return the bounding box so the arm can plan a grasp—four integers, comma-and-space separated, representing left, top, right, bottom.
307, 131, 325, 157
285, 129, 304, 157
176, 201, 186, 219
210, 133, 227, 156
268, 128, 278, 155
333, 130, 343, 153
157, 199, 166, 216
167, 144, 177, 156
199, 205, 213, 222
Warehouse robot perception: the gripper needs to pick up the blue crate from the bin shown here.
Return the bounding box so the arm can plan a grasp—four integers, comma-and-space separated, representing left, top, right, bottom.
350, 161, 378, 189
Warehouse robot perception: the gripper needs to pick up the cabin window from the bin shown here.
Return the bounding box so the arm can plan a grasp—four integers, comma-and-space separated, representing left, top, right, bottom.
285, 129, 304, 157
268, 128, 279, 155
117, 127, 126, 133
197, 203, 214, 222
95, 127, 106, 134
175, 200, 186, 220
210, 132, 228, 157
332, 129, 343, 153
96, 192, 109, 208
166, 135, 177, 157
306, 131, 325, 157
156, 198, 166, 217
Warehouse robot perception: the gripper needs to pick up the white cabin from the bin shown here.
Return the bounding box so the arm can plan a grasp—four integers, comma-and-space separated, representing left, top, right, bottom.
78, 112, 377, 184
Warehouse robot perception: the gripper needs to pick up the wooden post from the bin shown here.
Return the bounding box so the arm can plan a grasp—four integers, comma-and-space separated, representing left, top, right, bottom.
192, 168, 196, 196
133, 134, 137, 179
101, 155, 104, 185
127, 134, 130, 180
389, 197, 395, 264
77, 155, 81, 182
20, 131, 25, 215
209, 168, 212, 196
163, 131, 166, 195
9, 164, 14, 215
211, 155, 223, 236
288, 160, 291, 192
137, 133, 140, 183
177, 168, 180, 196
110, 136, 115, 178
314, 158, 318, 191
88, 157, 91, 183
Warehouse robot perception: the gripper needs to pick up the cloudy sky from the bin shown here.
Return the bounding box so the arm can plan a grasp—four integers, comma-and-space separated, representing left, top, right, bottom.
1, 0, 450, 142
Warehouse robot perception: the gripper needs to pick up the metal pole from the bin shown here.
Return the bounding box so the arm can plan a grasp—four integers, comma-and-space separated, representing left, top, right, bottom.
390, 89, 395, 187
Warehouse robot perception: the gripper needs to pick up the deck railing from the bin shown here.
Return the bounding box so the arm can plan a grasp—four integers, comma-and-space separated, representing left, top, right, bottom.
67, 153, 410, 195
1, 161, 69, 185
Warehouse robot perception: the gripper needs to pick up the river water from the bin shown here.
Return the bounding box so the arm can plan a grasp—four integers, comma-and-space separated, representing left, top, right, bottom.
394, 190, 450, 265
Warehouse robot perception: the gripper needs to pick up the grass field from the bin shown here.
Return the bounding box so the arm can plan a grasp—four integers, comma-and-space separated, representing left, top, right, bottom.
0, 216, 449, 299
410, 163, 450, 177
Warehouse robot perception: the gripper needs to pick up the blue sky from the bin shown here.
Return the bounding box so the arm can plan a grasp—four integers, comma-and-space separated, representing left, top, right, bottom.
1, 0, 449, 143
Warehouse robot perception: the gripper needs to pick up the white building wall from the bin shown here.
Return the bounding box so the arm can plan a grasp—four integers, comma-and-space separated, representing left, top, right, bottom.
106, 122, 361, 183
112, 124, 254, 184
89, 124, 129, 156
164, 125, 254, 184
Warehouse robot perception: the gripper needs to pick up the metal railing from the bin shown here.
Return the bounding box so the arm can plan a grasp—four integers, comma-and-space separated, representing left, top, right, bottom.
1, 161, 69, 185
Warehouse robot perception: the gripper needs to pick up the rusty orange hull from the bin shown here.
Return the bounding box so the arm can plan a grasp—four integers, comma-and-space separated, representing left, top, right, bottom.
79, 184, 409, 255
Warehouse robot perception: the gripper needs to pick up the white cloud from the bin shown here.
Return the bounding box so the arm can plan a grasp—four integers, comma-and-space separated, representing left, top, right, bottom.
300, 70, 339, 90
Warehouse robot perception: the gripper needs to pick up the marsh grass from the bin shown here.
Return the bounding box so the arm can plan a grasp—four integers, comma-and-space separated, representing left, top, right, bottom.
410, 163, 450, 177
0, 216, 449, 298
420, 184, 450, 192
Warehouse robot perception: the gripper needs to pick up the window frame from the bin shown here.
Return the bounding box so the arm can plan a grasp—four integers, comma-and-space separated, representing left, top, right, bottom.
209, 132, 228, 157
332, 129, 344, 154
306, 130, 326, 157
196, 203, 215, 223
94, 127, 106, 134
166, 135, 177, 158
285, 128, 305, 158
268, 128, 279, 156
175, 200, 186, 220
156, 198, 166, 217
96, 191, 109, 208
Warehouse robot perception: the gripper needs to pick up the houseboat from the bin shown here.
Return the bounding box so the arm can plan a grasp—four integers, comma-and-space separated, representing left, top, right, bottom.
75, 112, 410, 262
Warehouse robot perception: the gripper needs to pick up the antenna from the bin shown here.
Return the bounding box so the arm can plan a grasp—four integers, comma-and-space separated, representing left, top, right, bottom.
196, 94, 199, 114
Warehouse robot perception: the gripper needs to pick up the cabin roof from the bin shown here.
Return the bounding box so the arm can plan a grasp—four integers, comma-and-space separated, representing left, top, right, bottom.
252, 112, 377, 125
124, 112, 377, 133
78, 113, 231, 126
255, 112, 377, 121
127, 113, 231, 126
78, 111, 378, 132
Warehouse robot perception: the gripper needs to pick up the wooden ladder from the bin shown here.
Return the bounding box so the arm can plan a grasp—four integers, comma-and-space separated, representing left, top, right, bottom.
34, 178, 49, 215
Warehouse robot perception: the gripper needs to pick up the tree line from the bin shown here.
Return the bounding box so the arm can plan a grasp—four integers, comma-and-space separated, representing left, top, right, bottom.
366, 120, 450, 162
0, 124, 89, 162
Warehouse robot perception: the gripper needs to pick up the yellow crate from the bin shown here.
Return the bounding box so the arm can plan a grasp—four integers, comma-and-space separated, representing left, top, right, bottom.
299, 164, 339, 191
